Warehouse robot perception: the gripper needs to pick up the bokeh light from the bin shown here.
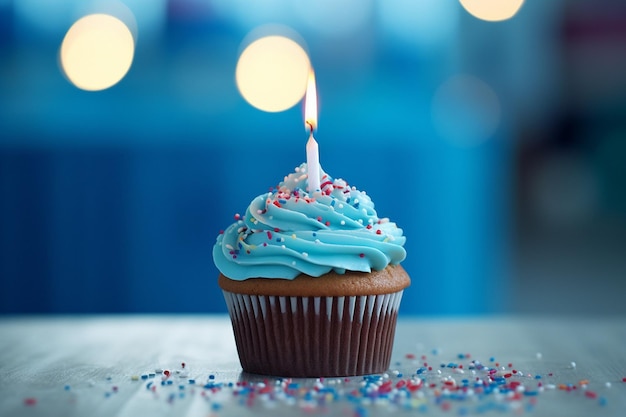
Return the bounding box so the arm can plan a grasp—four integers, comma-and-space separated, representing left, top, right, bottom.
459, 0, 525, 22
60, 14, 135, 91
74, 0, 138, 42
432, 74, 501, 146
235, 35, 311, 112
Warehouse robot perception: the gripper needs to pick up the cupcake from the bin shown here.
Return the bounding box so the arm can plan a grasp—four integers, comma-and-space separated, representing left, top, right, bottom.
213, 163, 409, 377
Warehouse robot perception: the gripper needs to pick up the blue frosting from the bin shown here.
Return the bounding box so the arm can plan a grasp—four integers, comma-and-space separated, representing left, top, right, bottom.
213, 163, 406, 280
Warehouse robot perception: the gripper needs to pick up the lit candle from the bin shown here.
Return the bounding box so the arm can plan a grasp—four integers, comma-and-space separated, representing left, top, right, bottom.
304, 68, 320, 194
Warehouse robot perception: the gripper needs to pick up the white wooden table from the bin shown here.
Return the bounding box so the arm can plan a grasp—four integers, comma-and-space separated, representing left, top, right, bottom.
1, 315, 625, 416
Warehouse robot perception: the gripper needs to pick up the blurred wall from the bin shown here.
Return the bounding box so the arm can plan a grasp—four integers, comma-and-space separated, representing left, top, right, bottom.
1, 0, 624, 315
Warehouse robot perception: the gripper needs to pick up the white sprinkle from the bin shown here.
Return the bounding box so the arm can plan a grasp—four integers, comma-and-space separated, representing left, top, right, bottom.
314, 239, 320, 244
358, 219, 363, 224
338, 204, 344, 209
536, 352, 543, 360
545, 384, 556, 390
269, 216, 274, 220
340, 220, 345, 225
291, 261, 296, 265
281, 245, 286, 249
302, 252, 308, 257
354, 199, 359, 204
570, 361, 576, 369
605, 382, 612, 388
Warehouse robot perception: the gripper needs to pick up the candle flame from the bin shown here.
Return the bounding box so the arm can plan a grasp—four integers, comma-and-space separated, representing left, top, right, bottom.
304, 68, 317, 133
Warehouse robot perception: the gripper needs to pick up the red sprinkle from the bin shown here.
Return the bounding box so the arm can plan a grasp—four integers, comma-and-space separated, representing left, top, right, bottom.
359, 253, 365, 258
181, 362, 185, 369
24, 398, 37, 406
585, 390, 598, 399
164, 370, 170, 377
622, 377, 626, 382
375, 230, 382, 235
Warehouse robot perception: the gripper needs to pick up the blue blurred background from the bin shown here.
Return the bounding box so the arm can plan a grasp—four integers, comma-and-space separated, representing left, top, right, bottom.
1, 0, 625, 316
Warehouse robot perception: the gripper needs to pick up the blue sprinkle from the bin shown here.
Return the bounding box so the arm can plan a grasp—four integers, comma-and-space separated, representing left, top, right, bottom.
212, 403, 222, 411
458, 354, 465, 359
524, 391, 539, 396
489, 357, 495, 362
209, 375, 215, 380
397, 373, 403, 378
166, 380, 173, 385
141, 374, 148, 380
148, 373, 156, 378
535, 375, 542, 379
312, 232, 317, 237
188, 379, 196, 384
105, 392, 111, 398
179, 385, 185, 390
146, 382, 153, 390
64, 385, 71, 391
599, 397, 608, 406
354, 406, 367, 417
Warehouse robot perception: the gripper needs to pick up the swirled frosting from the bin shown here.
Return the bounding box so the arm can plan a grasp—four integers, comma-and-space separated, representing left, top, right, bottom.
213, 163, 406, 280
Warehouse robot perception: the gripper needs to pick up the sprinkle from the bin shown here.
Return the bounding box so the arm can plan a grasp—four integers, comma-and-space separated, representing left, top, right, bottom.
23, 398, 37, 406
570, 362, 576, 369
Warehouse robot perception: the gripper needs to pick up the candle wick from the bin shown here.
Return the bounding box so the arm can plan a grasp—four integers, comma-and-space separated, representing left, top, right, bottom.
306, 121, 314, 136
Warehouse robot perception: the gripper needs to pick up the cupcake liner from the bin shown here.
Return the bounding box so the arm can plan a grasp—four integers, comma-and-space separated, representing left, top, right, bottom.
223, 290, 404, 377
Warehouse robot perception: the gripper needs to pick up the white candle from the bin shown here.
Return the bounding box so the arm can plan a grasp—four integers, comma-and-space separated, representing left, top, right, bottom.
306, 132, 320, 193
304, 68, 320, 193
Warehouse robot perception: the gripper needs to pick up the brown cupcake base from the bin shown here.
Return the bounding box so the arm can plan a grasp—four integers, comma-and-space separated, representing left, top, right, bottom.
223, 291, 404, 377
